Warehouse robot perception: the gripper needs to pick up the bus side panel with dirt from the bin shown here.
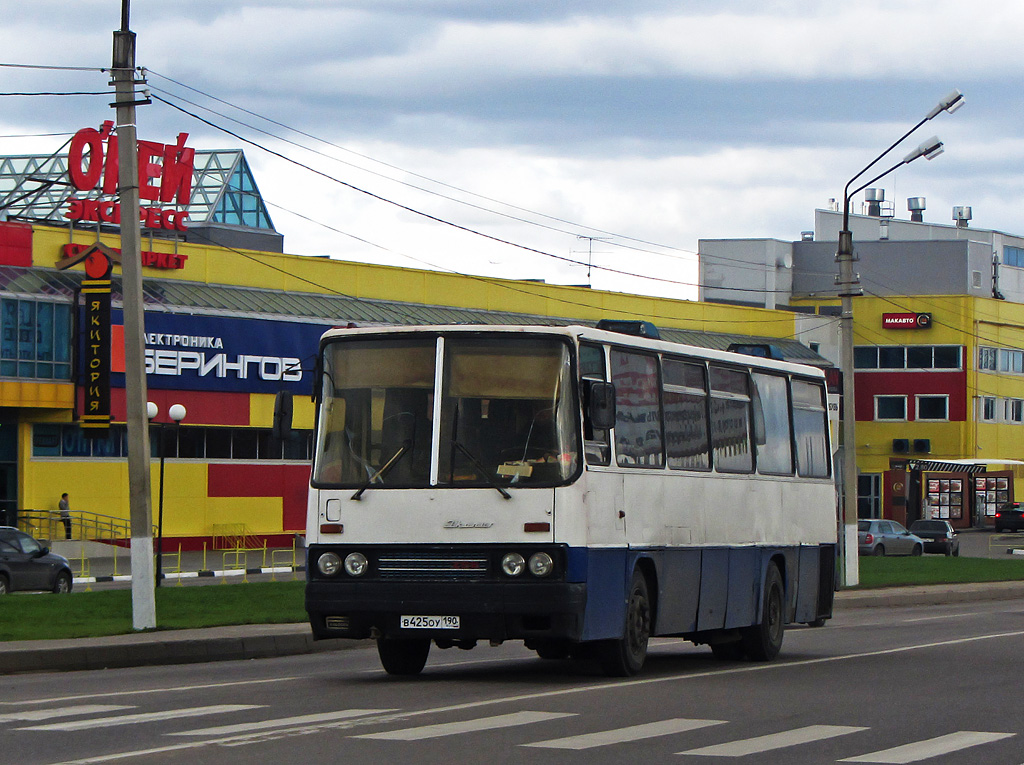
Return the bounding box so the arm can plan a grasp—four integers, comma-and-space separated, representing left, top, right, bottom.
301, 324, 837, 676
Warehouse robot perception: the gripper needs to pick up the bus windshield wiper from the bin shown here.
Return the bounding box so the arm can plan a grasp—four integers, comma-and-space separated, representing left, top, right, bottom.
452, 440, 511, 500
351, 441, 410, 501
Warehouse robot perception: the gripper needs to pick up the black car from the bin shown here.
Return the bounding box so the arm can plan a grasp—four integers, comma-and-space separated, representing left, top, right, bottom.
994, 503, 1024, 533
0, 526, 73, 594
908, 520, 960, 556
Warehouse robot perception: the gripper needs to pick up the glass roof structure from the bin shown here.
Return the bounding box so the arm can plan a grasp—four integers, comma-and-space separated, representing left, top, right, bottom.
0, 148, 275, 232
0, 266, 828, 365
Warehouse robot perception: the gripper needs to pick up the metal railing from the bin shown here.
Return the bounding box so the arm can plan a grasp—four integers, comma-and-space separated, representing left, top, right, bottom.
16, 509, 154, 545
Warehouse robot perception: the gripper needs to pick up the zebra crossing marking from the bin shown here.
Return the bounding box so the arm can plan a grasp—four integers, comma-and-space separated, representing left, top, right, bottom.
354, 711, 575, 740
0, 705, 132, 723
679, 724, 868, 756
169, 708, 396, 737
19, 705, 262, 732
840, 731, 1016, 763
523, 718, 727, 750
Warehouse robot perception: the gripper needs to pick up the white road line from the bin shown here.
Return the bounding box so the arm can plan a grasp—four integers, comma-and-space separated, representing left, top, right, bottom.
680, 725, 868, 756
0, 705, 132, 723
523, 718, 727, 750
0, 677, 299, 706
840, 731, 1016, 763
19, 705, 262, 732
354, 711, 575, 740
168, 708, 396, 737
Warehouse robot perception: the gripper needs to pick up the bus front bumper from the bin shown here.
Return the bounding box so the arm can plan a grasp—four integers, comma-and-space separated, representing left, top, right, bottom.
306, 580, 587, 642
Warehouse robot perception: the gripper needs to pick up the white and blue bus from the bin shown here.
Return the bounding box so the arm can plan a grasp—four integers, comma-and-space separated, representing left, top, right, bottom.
303, 322, 837, 676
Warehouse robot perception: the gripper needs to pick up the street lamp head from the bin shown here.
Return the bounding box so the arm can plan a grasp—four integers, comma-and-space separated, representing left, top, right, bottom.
168, 404, 187, 423
926, 89, 965, 119
903, 135, 944, 163
146, 401, 158, 420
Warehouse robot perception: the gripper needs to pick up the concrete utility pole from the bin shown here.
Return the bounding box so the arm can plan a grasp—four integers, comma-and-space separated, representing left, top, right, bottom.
112, 0, 156, 629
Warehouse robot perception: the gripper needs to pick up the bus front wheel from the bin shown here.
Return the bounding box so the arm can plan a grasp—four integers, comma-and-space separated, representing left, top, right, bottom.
598, 569, 651, 677
741, 563, 784, 662
377, 637, 431, 676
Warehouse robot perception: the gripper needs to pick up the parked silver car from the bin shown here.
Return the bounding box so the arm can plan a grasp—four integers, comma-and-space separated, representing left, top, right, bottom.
857, 519, 925, 556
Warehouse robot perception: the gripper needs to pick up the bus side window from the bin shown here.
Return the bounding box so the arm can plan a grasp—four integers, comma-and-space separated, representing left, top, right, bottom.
663, 358, 710, 471
792, 379, 830, 478
580, 343, 611, 466
751, 372, 793, 475
709, 366, 753, 473
611, 349, 664, 468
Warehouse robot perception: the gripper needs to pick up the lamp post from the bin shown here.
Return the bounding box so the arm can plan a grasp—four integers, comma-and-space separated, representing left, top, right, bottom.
836, 90, 964, 588
147, 402, 186, 588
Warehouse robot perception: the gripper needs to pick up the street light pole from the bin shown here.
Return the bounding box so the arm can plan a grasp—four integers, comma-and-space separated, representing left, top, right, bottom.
835, 91, 963, 588
148, 403, 186, 588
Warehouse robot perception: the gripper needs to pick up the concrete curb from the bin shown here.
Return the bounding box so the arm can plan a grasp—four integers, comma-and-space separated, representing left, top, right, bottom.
0, 624, 363, 675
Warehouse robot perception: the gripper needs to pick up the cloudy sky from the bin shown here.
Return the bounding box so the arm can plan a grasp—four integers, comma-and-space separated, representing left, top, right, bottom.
1, 1, 1021, 300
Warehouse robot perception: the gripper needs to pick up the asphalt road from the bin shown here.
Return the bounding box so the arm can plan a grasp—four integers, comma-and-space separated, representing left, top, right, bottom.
4, 598, 1024, 765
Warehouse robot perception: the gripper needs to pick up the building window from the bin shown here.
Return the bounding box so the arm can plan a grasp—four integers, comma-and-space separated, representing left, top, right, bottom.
916, 395, 949, 421
878, 347, 905, 369
0, 298, 72, 380
980, 397, 997, 421
875, 395, 907, 421
32, 424, 313, 459
978, 347, 997, 371
1004, 245, 1024, 267
854, 347, 878, 369
856, 345, 962, 371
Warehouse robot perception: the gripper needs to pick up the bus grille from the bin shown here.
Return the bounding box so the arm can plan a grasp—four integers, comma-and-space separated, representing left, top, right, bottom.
377, 552, 490, 581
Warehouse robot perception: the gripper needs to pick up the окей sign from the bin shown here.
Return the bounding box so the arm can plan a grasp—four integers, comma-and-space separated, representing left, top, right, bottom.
882, 312, 932, 329
65, 121, 193, 231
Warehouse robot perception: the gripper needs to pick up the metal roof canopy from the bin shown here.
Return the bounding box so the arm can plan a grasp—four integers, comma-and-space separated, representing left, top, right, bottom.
0, 149, 275, 232
0, 265, 829, 366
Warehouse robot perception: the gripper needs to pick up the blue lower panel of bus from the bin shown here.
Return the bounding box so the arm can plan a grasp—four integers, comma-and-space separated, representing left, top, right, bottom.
572, 544, 835, 641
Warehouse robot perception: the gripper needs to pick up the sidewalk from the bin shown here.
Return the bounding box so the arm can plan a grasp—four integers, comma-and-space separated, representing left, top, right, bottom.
2, 581, 1023, 675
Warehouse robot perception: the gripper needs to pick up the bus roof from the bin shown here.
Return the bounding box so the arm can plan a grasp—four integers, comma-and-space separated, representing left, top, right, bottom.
318, 323, 826, 379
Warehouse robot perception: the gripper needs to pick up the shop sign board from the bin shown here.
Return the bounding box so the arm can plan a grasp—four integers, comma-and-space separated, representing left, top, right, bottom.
101, 312, 332, 395
79, 246, 114, 436
65, 120, 193, 231
882, 312, 931, 329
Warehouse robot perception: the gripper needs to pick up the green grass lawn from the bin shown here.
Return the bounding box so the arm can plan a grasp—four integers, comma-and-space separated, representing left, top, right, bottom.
0, 581, 306, 642
855, 554, 1024, 588
2, 557, 1024, 642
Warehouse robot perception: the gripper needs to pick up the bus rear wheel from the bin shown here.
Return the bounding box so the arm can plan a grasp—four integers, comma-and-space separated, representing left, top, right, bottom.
741, 563, 784, 662
377, 637, 431, 676
598, 569, 651, 677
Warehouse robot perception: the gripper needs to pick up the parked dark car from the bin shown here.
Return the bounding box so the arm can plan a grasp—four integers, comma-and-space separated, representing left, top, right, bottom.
993, 503, 1024, 533
0, 526, 73, 594
909, 519, 960, 556
857, 519, 925, 556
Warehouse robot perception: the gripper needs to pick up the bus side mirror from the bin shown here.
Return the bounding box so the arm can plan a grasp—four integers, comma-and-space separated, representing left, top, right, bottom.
273, 390, 293, 440
586, 381, 616, 431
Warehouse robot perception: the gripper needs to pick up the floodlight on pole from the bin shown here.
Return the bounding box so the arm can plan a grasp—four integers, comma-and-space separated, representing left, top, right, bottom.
834, 92, 963, 589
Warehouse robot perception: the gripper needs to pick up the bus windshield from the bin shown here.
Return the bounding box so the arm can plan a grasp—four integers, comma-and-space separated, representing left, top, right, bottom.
313, 333, 580, 489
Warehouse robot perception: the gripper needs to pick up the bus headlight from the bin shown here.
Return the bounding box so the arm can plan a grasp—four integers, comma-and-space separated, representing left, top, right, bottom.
344, 552, 369, 577
317, 552, 342, 576
501, 552, 525, 576
528, 552, 554, 577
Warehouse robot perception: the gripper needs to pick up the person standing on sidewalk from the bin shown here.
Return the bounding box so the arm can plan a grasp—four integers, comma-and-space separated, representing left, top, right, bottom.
58, 492, 71, 540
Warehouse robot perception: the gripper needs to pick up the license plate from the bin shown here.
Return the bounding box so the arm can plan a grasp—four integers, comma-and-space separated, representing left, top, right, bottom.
400, 615, 460, 630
